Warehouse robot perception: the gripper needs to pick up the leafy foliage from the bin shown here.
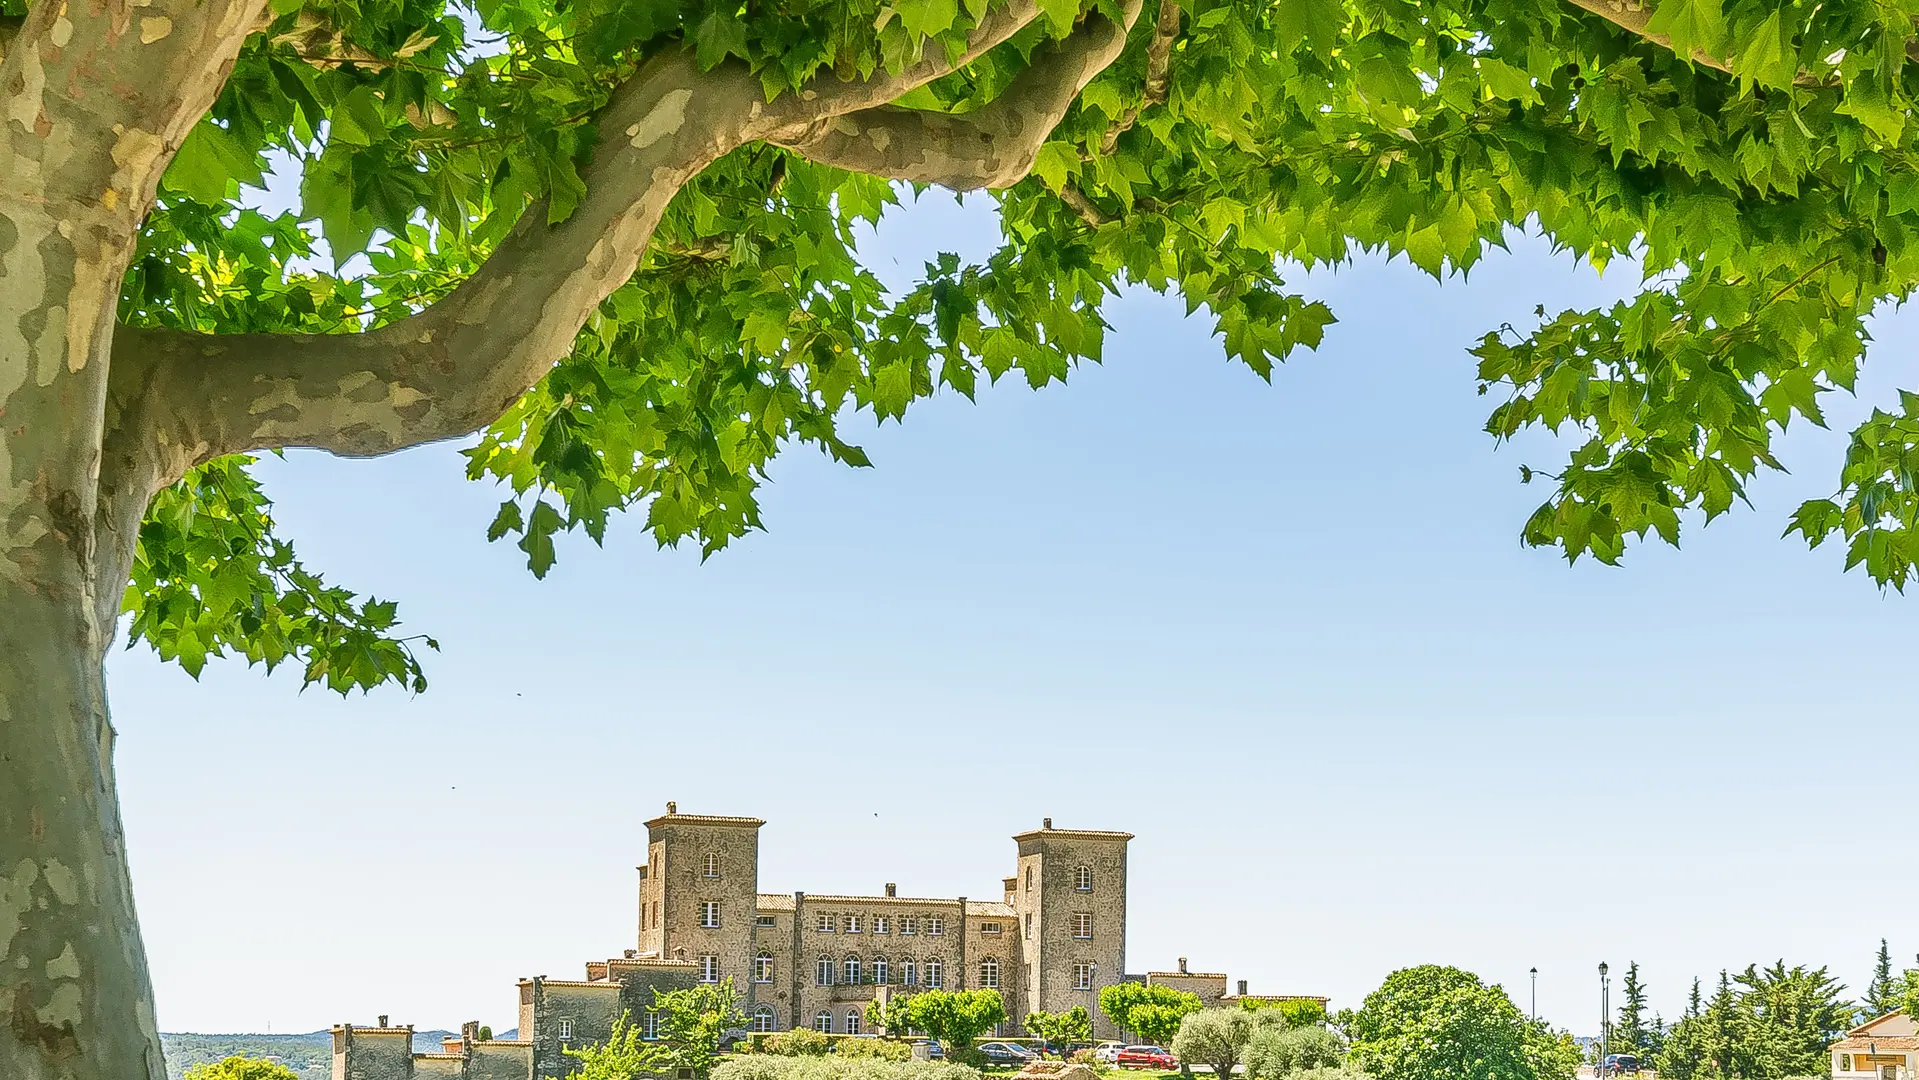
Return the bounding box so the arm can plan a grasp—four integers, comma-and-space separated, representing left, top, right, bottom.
1241, 1000, 1331, 1029
125, 456, 434, 693
834, 1039, 915, 1062
1172, 1009, 1257, 1080
1342, 966, 1536, 1080
565, 1011, 674, 1080
1099, 983, 1204, 1047
647, 979, 750, 1080
762, 1030, 833, 1057
1244, 1025, 1345, 1080
715, 1056, 981, 1080
1865, 940, 1902, 1019
1025, 1007, 1094, 1051
1657, 964, 1856, 1079
125, 0, 1919, 690
182, 1058, 304, 1080
881, 990, 1007, 1064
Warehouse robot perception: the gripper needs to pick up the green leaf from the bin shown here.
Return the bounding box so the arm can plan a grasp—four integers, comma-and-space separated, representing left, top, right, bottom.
1644, 0, 1727, 66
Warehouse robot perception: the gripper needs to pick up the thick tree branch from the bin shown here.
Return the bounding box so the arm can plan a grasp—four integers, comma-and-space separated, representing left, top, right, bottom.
1100, 0, 1181, 155
768, 0, 1145, 189
110, 0, 1060, 476
1561, 0, 1918, 76
112, 49, 768, 469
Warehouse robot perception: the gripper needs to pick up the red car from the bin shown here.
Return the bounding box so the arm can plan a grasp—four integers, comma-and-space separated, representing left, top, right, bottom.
1116, 1046, 1178, 1070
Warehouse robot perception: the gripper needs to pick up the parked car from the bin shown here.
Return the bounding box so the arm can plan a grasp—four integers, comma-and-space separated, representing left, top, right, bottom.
978, 1042, 1039, 1065
912, 1041, 945, 1060
1117, 1046, 1178, 1070
1601, 1055, 1642, 1076
1094, 1043, 1125, 1065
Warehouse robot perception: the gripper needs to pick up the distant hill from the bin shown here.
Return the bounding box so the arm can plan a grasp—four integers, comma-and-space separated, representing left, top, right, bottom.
160, 1030, 454, 1080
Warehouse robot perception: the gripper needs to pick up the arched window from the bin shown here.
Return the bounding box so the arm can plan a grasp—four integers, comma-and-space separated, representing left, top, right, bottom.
873, 956, 889, 985
901, 959, 917, 986
755, 951, 774, 983
979, 957, 1000, 989
816, 956, 833, 986
704, 852, 721, 878
815, 1011, 834, 1033
752, 1005, 777, 1033
925, 959, 944, 988
844, 955, 863, 985
1075, 865, 1093, 891
846, 1010, 863, 1036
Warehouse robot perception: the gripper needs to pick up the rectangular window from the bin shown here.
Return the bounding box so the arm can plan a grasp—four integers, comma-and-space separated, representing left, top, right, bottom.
817, 914, 835, 932
816, 957, 833, 986
1072, 913, 1092, 939
700, 901, 721, 928
980, 922, 1001, 935
925, 960, 944, 988
757, 914, 777, 928
699, 954, 721, 983
874, 916, 890, 934
1074, 962, 1094, 990
1024, 914, 1032, 938
845, 915, 862, 934
901, 960, 917, 986
1843, 1056, 1855, 1072
816, 1012, 833, 1034
557, 1019, 574, 1040
927, 917, 944, 936
900, 918, 918, 936
643, 1013, 660, 1040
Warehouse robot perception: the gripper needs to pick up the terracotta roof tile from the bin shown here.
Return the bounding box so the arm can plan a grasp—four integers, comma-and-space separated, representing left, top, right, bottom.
1834, 1037, 1919, 1051
645, 814, 767, 830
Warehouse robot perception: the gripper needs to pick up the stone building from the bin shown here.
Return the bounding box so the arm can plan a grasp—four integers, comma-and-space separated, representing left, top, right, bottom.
332, 805, 1316, 1080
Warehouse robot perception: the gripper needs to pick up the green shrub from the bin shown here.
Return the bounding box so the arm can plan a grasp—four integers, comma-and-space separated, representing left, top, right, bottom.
1287, 1068, 1372, 1080
714, 1054, 983, 1080
1068, 1051, 1099, 1066
1243, 1026, 1345, 1080
836, 1040, 915, 1062
764, 1030, 833, 1057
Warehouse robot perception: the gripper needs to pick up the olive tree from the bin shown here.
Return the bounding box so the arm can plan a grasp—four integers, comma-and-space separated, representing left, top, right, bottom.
7, 0, 1919, 1072
1172, 1008, 1255, 1078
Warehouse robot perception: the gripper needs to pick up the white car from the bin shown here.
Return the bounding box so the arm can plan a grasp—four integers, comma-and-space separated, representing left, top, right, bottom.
1094, 1043, 1125, 1065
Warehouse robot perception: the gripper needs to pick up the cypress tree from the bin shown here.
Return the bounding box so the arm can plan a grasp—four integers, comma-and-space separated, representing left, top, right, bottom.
1618, 963, 1652, 1053
1866, 940, 1900, 1018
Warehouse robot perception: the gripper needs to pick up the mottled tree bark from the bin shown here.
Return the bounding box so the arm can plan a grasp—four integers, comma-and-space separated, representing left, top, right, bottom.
0, 0, 1145, 1073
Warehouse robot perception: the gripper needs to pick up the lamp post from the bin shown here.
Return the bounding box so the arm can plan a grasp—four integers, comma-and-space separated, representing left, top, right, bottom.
1599, 963, 1610, 1078
1531, 968, 1538, 1024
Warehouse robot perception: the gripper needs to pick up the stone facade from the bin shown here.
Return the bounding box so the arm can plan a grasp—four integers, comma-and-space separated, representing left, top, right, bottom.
330, 806, 1319, 1080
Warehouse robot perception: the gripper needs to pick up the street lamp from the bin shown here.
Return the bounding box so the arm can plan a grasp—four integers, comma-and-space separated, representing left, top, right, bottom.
1531, 968, 1538, 1023
1599, 963, 1610, 1078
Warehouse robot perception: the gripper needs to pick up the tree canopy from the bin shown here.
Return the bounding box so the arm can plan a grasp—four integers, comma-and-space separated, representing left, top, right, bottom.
1100, 983, 1205, 1046
1342, 966, 1538, 1080
57, 0, 1919, 704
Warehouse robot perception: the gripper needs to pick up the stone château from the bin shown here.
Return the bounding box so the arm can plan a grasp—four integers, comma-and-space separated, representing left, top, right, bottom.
331, 804, 1320, 1080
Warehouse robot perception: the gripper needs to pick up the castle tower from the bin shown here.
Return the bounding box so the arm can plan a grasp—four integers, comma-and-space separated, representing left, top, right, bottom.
636, 802, 764, 995
1010, 818, 1131, 1036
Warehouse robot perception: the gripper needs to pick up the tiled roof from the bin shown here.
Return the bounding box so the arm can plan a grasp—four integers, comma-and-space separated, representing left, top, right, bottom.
1224, 995, 1330, 1004
1833, 1037, 1919, 1051
1852, 1011, 1912, 1036
414, 1053, 464, 1061
645, 814, 766, 829
788, 894, 964, 906
476, 1040, 533, 1047
331, 1026, 413, 1036
757, 894, 797, 911
1011, 828, 1134, 842
531, 979, 622, 990
1150, 971, 1228, 980
966, 902, 1016, 917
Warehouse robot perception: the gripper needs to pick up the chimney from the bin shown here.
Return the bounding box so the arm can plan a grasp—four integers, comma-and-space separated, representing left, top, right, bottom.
1178, 958, 1188, 975
1043, 817, 1053, 830
666, 801, 677, 815
885, 883, 897, 898
624, 949, 637, 959
377, 1015, 389, 1028
1238, 980, 1248, 997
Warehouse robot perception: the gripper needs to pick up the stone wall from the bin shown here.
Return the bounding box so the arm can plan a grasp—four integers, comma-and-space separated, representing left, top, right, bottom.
331, 1027, 415, 1080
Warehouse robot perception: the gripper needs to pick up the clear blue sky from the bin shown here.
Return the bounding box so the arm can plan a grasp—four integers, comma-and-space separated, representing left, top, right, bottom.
109, 190, 1919, 1038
